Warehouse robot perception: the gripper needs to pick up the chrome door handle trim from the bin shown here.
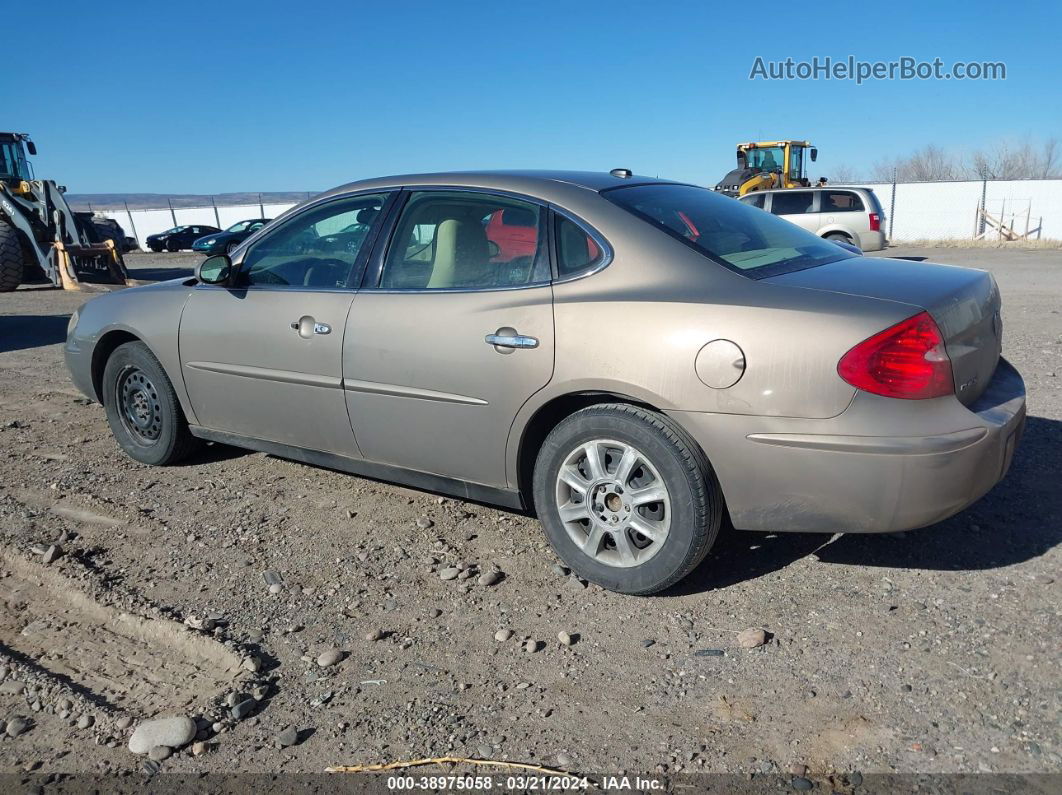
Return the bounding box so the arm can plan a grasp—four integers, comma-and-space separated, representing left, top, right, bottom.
485, 333, 538, 349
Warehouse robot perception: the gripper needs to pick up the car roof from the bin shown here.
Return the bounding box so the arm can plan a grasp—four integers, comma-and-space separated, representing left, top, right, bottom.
751, 185, 876, 194
315, 170, 686, 203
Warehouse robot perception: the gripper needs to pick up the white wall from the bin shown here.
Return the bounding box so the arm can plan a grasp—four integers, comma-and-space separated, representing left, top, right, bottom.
844, 179, 1062, 240
98, 179, 1062, 247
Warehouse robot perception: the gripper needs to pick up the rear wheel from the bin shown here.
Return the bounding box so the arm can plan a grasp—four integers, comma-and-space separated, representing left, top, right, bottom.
825, 232, 854, 245
102, 341, 199, 465
533, 404, 722, 595
0, 222, 25, 292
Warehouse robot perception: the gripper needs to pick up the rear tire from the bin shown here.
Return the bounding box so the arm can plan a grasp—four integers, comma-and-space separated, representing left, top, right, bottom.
532, 404, 722, 595
825, 232, 854, 245
0, 222, 25, 293
102, 341, 199, 465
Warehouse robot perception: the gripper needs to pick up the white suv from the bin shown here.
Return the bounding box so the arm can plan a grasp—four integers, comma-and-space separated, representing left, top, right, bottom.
739, 186, 887, 251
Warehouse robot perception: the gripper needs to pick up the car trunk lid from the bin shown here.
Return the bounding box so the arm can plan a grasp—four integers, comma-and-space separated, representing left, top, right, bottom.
766, 256, 1002, 405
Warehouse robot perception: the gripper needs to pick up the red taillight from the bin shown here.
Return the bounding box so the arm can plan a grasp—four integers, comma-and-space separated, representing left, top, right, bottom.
868, 212, 881, 231
837, 311, 953, 399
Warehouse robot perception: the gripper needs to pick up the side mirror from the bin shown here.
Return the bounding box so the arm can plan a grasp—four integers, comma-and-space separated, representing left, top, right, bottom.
197, 254, 232, 285
26, 141, 37, 156
810, 148, 818, 162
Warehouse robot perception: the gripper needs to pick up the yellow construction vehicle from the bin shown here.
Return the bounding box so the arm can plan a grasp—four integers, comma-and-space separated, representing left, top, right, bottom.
713, 140, 818, 197
1, 132, 134, 292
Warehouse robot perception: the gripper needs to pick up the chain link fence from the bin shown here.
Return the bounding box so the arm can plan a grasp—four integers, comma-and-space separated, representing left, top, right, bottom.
87, 178, 1062, 250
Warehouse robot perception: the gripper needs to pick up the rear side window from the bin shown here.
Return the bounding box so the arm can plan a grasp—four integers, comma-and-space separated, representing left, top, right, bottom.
822, 191, 864, 212
604, 183, 855, 278
555, 215, 603, 277
740, 193, 766, 209
769, 191, 815, 215
381, 191, 549, 290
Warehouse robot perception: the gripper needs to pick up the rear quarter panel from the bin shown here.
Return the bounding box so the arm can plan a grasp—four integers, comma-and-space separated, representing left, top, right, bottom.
506, 215, 922, 484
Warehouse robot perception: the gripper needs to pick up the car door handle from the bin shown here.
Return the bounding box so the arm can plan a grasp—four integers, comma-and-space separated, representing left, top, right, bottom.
485, 333, 538, 349
290, 316, 331, 338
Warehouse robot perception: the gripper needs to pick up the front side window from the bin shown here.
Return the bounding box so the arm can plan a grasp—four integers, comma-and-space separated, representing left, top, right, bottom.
822, 191, 865, 212
769, 191, 815, 215
604, 183, 855, 278
239, 193, 386, 288
380, 191, 548, 289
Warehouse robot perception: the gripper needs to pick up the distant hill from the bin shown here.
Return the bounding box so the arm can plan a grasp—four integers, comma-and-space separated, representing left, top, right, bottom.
64, 191, 316, 211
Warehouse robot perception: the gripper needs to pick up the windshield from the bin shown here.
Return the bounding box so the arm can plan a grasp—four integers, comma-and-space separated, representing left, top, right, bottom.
745, 147, 784, 173
226, 221, 252, 232
0, 141, 31, 181
604, 184, 857, 278
164, 226, 187, 234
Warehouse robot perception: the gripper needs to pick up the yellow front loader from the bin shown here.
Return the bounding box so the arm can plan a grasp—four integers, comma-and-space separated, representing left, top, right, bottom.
714, 140, 818, 197
1, 132, 135, 292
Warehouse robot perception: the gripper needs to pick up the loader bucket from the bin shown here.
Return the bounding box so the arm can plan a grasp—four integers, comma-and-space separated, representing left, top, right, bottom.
53, 239, 142, 291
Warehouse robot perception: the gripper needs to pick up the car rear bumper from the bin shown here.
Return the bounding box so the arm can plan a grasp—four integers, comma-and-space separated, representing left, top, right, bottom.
668, 357, 1026, 533
857, 229, 887, 251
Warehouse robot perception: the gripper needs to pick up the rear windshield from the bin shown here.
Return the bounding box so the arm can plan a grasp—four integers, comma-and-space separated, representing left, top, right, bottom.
604, 184, 857, 278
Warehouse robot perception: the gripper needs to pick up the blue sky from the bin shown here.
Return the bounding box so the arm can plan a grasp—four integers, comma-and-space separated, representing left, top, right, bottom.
4, 0, 1059, 193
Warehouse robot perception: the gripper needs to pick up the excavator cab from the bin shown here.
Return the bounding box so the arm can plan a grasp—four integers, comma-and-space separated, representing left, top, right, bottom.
715, 140, 818, 197
0, 132, 133, 292
0, 133, 36, 185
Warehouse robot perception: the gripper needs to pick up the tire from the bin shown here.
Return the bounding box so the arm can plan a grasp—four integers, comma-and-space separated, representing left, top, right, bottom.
149, 244, 163, 253
532, 404, 722, 595
825, 232, 854, 245
0, 222, 25, 293
225, 240, 239, 255
166, 238, 181, 252
102, 341, 199, 466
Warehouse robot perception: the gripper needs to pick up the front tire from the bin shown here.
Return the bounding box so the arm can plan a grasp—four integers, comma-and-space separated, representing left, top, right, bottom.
0, 222, 25, 292
533, 404, 722, 595
102, 341, 199, 465
225, 240, 239, 255
166, 239, 181, 252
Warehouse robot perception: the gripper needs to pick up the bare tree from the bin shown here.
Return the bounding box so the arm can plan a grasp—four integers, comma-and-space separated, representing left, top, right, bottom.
968, 136, 1061, 179
829, 163, 860, 183
869, 144, 959, 182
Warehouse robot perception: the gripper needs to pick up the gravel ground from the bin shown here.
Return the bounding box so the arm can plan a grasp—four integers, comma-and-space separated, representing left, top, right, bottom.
0, 247, 1059, 785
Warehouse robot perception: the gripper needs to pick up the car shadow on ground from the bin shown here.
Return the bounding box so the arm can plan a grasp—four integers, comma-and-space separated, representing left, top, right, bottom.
0, 315, 70, 353
670, 414, 1062, 596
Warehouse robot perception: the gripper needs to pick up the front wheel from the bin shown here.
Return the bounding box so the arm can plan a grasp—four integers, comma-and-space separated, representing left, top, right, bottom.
102, 341, 199, 465
225, 240, 239, 255
533, 404, 722, 595
166, 239, 181, 252
0, 222, 25, 292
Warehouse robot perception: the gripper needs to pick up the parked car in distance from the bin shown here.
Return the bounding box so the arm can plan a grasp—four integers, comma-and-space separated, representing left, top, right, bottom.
65, 171, 1024, 595
146, 225, 221, 253
739, 186, 887, 251
192, 218, 272, 255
